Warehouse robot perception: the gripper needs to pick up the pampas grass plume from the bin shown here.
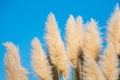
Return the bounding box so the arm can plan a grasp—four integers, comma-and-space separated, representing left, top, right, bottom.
83, 54, 105, 80
31, 37, 53, 80
84, 19, 101, 60
66, 15, 79, 68
4, 42, 28, 80
99, 43, 119, 80
45, 13, 69, 79
107, 4, 120, 56
76, 16, 84, 53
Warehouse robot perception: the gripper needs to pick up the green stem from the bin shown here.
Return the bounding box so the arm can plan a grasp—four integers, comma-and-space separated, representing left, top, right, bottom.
73, 68, 79, 80
57, 66, 60, 80
73, 69, 76, 80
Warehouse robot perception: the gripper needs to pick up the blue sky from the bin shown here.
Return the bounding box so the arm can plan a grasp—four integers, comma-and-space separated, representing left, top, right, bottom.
0, 0, 120, 80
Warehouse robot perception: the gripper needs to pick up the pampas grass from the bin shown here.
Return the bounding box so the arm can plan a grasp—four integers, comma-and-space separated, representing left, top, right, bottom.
84, 19, 101, 60
31, 37, 53, 80
3, 4, 120, 80
76, 16, 84, 54
107, 4, 120, 56
83, 54, 105, 80
65, 15, 78, 69
76, 16, 84, 80
5, 54, 14, 80
99, 44, 119, 80
45, 13, 69, 80
4, 42, 28, 80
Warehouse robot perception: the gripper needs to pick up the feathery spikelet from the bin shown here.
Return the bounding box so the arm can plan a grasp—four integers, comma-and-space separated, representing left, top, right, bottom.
4, 42, 28, 80
45, 13, 69, 79
31, 37, 53, 80
66, 15, 79, 68
76, 16, 84, 54
99, 44, 119, 80
76, 16, 84, 80
84, 19, 101, 60
5, 54, 14, 80
107, 4, 120, 56
83, 54, 105, 80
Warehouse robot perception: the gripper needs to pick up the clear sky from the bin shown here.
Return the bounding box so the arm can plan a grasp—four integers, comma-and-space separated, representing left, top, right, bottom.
0, 0, 120, 80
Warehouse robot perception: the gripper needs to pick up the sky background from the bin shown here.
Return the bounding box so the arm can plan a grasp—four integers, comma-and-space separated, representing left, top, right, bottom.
0, 0, 120, 80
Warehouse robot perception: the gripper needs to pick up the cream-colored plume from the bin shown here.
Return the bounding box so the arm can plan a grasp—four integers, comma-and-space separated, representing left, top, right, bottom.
45, 13, 69, 79
31, 37, 53, 80
65, 15, 79, 68
4, 42, 28, 80
83, 54, 105, 80
76, 16, 84, 53
107, 4, 120, 56
99, 44, 119, 80
76, 16, 84, 79
84, 19, 101, 60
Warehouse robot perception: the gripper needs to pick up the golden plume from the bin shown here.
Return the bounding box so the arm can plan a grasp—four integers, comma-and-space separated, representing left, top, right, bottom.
84, 19, 101, 60
45, 13, 69, 79
31, 37, 53, 80
65, 15, 79, 68
99, 44, 119, 80
4, 42, 28, 80
83, 54, 105, 80
75, 16, 84, 80
107, 4, 120, 56
76, 16, 84, 54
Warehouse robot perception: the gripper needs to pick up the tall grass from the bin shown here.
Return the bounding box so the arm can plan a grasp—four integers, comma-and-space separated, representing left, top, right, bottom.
4, 42, 28, 80
31, 37, 53, 80
3, 4, 120, 80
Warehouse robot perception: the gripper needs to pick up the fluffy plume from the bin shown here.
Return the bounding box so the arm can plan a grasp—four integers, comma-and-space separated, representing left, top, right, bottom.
5, 54, 15, 80
84, 19, 101, 60
31, 37, 53, 80
76, 16, 84, 53
107, 4, 120, 56
99, 44, 119, 80
66, 15, 79, 68
45, 13, 69, 79
83, 54, 105, 80
4, 42, 28, 80
76, 16, 84, 79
